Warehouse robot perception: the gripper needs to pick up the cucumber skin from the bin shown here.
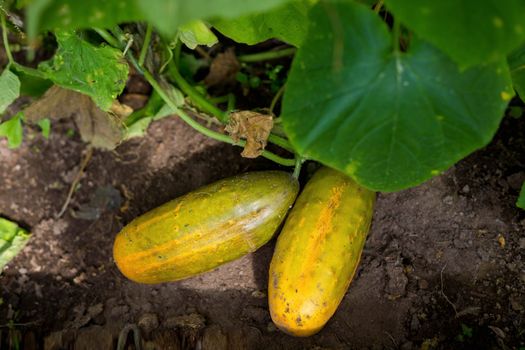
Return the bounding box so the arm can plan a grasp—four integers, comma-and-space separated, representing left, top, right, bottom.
269, 167, 375, 337
113, 171, 299, 284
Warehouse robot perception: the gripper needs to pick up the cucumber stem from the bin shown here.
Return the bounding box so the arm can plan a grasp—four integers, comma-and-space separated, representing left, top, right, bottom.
292, 157, 303, 179
1, 14, 14, 66
238, 47, 296, 63
95, 26, 297, 167
138, 23, 153, 67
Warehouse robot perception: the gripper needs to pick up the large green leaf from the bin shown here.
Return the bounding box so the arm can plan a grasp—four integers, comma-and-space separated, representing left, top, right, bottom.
26, 0, 295, 44
384, 0, 525, 67
0, 69, 20, 114
179, 20, 218, 49
0, 217, 31, 271
508, 43, 525, 100
26, 0, 143, 41
213, 1, 314, 47
38, 31, 129, 111
136, 0, 292, 37
282, 1, 513, 191
0, 112, 23, 149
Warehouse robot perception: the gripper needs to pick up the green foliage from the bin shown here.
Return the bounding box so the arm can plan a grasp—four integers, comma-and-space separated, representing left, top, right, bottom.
456, 323, 473, 342
0, 69, 20, 114
37, 118, 51, 138
26, 0, 142, 41
508, 43, 525, 101
179, 20, 218, 49
5, 0, 525, 199
136, 0, 292, 37
517, 182, 525, 209
18, 71, 53, 97
0, 113, 23, 149
0, 217, 31, 271
281, 1, 513, 191
213, 1, 314, 47
38, 31, 129, 111
384, 0, 525, 67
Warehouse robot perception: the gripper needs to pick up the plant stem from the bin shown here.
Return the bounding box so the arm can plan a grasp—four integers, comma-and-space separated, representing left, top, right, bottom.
138, 23, 153, 67
292, 156, 303, 179
392, 21, 401, 53
374, 0, 384, 13
2, 15, 48, 79
238, 47, 296, 63
105, 26, 297, 166
1, 14, 14, 66
167, 60, 228, 122
94, 28, 121, 48
12, 62, 47, 79
142, 69, 296, 167
227, 93, 236, 111
269, 84, 286, 115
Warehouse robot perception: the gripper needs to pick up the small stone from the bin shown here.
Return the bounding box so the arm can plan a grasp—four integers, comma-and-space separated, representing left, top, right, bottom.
109, 305, 129, 318
138, 313, 159, 335
443, 195, 453, 205
385, 264, 408, 298
461, 185, 470, 193
418, 279, 429, 290
519, 238, 525, 250
477, 248, 490, 262
251, 290, 266, 299
88, 303, 103, 317
164, 313, 205, 329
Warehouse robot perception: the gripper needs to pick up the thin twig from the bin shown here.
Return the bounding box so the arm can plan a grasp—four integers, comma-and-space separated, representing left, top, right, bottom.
269, 84, 286, 115
440, 264, 459, 318
56, 147, 93, 218
384, 331, 398, 348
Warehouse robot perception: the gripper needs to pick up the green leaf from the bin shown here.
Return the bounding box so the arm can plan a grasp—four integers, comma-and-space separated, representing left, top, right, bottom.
124, 116, 152, 139
124, 87, 181, 139
517, 182, 525, 209
282, 1, 513, 191
0, 113, 23, 149
213, 0, 314, 47
0, 69, 21, 114
37, 118, 51, 138
508, 43, 525, 101
38, 31, 129, 111
0, 217, 31, 271
179, 20, 218, 49
18, 71, 53, 97
136, 0, 292, 37
384, 0, 525, 67
26, 0, 142, 42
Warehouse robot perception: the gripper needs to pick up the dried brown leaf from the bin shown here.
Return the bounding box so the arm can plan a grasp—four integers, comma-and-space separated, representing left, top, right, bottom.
23, 86, 130, 150
225, 111, 273, 158
204, 48, 240, 87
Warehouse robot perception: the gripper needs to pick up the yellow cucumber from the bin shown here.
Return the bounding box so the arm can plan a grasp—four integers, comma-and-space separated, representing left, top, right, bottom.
114, 171, 299, 284
268, 167, 375, 336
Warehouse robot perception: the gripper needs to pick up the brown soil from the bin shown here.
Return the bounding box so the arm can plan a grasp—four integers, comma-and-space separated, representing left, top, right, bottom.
1, 113, 525, 349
